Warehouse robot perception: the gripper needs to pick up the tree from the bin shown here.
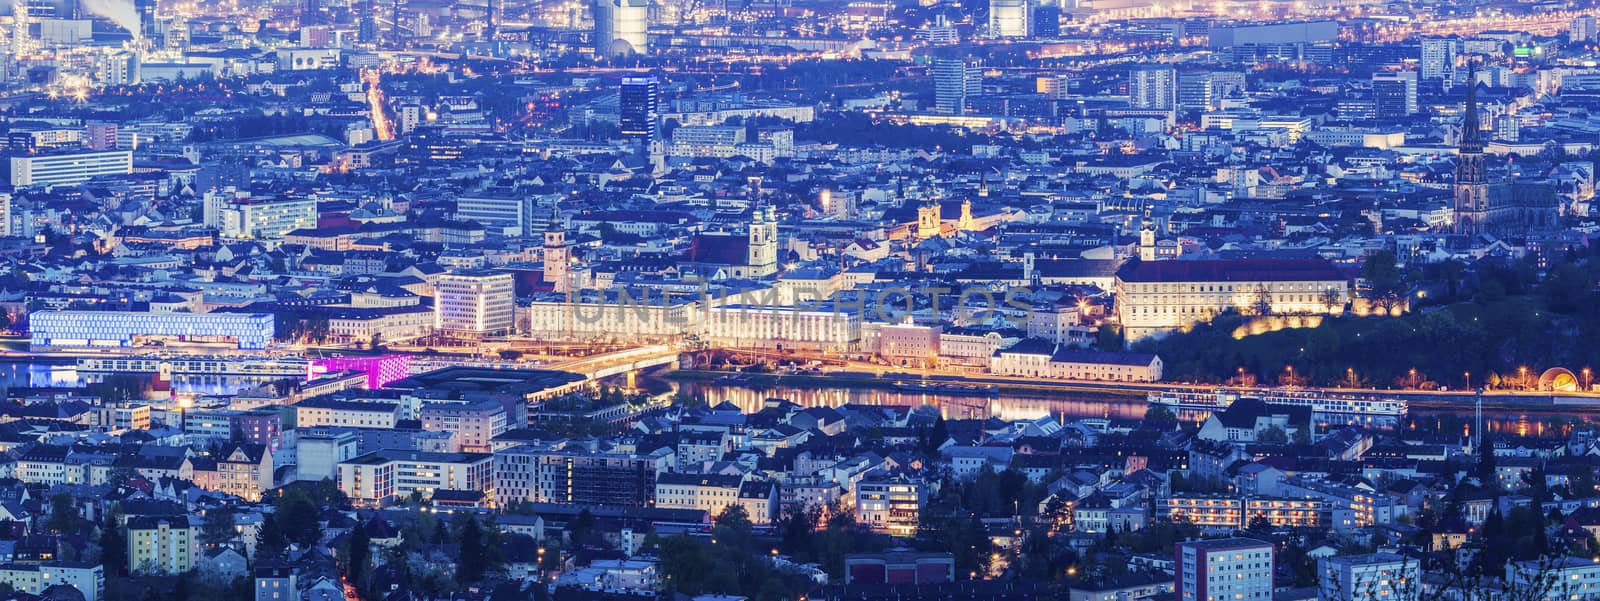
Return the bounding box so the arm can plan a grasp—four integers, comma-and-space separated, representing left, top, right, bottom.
173, 571, 192, 601
1319, 287, 1344, 313
1252, 285, 1274, 316
1258, 426, 1289, 443
1247, 513, 1272, 535
257, 513, 288, 557
272, 487, 322, 548
658, 535, 715, 595
568, 508, 599, 548
345, 521, 371, 589
458, 517, 487, 584
1478, 434, 1499, 490
1568, 464, 1597, 498
100, 507, 126, 577
716, 505, 752, 531
46, 494, 80, 534
1363, 250, 1406, 313
923, 416, 950, 453
201, 509, 236, 548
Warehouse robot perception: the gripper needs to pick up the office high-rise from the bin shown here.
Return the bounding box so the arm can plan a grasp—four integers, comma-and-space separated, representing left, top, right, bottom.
620, 76, 660, 143
1574, 15, 1598, 43
136, 0, 159, 43
1129, 65, 1177, 110
988, 0, 1028, 38
434, 270, 515, 336
1372, 71, 1418, 118
594, 0, 647, 58
933, 58, 982, 114
1031, 4, 1060, 38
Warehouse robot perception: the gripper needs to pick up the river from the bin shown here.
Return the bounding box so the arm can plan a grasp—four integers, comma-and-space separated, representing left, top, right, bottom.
0, 360, 1588, 439
670, 379, 1599, 439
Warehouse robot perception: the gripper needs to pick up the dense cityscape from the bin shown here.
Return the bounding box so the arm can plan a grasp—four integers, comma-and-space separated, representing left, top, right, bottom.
0, 0, 1595, 599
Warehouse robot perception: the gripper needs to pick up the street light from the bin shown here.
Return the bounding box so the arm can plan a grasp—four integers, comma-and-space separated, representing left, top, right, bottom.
1585, 368, 1592, 391
1520, 366, 1529, 390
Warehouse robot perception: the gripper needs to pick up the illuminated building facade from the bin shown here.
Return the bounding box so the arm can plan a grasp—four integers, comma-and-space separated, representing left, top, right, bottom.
1114, 259, 1349, 342
620, 76, 660, 143
492, 444, 673, 507
9, 150, 133, 188
336, 449, 494, 507
306, 355, 413, 389
29, 311, 274, 350
434, 270, 516, 336
594, 0, 647, 58
1164, 494, 1326, 529
1319, 553, 1420, 601
856, 475, 924, 537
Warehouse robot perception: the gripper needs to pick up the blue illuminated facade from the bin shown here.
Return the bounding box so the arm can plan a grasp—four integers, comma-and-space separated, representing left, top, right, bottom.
29, 311, 275, 350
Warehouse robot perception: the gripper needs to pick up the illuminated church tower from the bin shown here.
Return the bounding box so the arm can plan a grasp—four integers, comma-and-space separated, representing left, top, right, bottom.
542, 208, 570, 293
747, 204, 778, 276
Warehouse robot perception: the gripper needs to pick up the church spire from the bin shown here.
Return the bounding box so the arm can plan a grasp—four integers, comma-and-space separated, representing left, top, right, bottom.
1461, 61, 1483, 153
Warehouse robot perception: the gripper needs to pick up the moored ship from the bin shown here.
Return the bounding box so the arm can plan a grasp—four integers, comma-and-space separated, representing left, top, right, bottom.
1148, 388, 1406, 417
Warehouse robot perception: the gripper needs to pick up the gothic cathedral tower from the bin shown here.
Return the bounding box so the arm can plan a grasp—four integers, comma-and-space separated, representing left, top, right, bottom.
1454, 62, 1490, 235
542, 208, 570, 292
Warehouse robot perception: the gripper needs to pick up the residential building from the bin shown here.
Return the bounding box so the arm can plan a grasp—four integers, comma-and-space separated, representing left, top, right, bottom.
0, 562, 104, 601
419, 400, 508, 453
856, 475, 924, 537
1319, 553, 1420, 601
493, 444, 673, 507
1175, 538, 1274, 601
1129, 66, 1177, 111
127, 516, 198, 575
336, 450, 494, 506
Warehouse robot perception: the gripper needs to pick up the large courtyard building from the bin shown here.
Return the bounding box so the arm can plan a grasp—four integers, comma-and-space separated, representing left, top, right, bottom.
1115, 259, 1349, 342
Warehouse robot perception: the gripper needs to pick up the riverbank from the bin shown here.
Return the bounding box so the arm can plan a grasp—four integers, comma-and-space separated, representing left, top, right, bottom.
666, 369, 1151, 400
664, 368, 1600, 414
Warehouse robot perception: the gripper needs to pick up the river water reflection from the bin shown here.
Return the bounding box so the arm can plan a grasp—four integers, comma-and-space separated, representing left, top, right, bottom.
672, 380, 1600, 438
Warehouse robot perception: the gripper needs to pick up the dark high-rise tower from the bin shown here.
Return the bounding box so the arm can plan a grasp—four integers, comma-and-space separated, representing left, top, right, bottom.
1454, 62, 1488, 235
136, 0, 159, 43
619, 76, 660, 144
358, 0, 378, 42
302, 0, 323, 24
